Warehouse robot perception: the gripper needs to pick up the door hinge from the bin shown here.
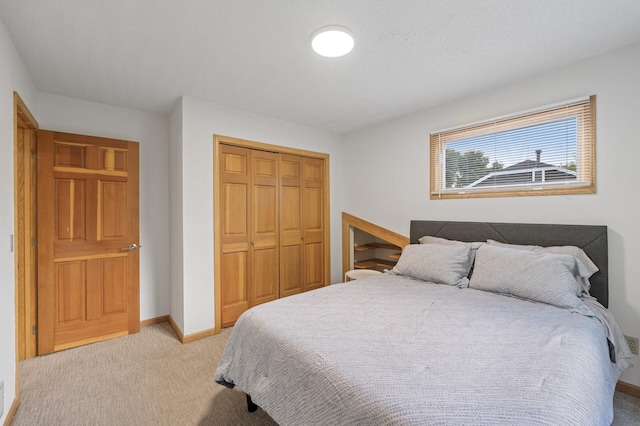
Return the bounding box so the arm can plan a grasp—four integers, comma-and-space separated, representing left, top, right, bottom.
32, 325, 37, 335
31, 237, 38, 247
30, 149, 37, 159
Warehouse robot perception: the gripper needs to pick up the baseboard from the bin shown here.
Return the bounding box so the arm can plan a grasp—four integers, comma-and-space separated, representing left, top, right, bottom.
143, 315, 218, 344
3, 398, 19, 426
182, 328, 218, 343
167, 316, 184, 342
617, 381, 640, 399
140, 315, 170, 328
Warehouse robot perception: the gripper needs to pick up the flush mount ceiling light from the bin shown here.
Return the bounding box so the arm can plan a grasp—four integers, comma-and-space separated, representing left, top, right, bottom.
311, 26, 355, 58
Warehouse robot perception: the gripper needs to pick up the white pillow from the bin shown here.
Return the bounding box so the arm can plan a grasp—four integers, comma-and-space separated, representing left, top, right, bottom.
391, 243, 474, 288
486, 239, 598, 296
469, 244, 592, 311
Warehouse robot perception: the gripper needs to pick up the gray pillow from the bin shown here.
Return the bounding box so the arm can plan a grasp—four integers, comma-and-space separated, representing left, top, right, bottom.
469, 244, 592, 311
419, 235, 483, 249
391, 243, 474, 288
486, 239, 598, 296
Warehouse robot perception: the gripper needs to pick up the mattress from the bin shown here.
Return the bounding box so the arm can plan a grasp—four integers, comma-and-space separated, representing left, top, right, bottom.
215, 273, 629, 425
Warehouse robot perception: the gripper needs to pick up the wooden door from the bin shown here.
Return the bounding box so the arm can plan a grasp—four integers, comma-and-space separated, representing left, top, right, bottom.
302, 157, 325, 291
279, 154, 304, 297
249, 150, 279, 306
37, 130, 140, 354
219, 144, 251, 327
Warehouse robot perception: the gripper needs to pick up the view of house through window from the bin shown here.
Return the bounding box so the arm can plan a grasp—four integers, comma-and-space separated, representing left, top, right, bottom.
430, 96, 595, 199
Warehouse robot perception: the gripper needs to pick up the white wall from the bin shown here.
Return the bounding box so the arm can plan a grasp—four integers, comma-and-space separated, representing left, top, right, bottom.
0, 15, 38, 425
173, 96, 343, 335
342, 42, 640, 386
36, 93, 172, 321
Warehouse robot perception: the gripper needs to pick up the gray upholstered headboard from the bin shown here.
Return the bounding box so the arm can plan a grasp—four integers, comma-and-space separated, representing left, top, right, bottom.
410, 221, 609, 307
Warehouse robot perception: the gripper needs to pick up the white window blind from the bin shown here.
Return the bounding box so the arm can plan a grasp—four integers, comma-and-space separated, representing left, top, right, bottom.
430, 96, 595, 199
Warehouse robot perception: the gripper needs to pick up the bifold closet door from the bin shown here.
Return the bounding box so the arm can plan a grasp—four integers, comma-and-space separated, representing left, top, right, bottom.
219, 145, 251, 327
249, 150, 279, 306
219, 143, 326, 327
279, 154, 304, 298
302, 157, 325, 291
279, 155, 325, 295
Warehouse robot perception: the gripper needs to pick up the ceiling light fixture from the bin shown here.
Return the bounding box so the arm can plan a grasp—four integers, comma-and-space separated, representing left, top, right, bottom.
311, 26, 355, 58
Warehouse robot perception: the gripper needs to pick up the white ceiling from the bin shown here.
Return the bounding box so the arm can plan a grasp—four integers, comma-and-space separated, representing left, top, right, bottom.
2, 0, 640, 134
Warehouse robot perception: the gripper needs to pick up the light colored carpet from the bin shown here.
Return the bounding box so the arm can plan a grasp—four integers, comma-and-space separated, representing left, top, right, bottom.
13, 323, 276, 426
613, 391, 640, 426
12, 322, 640, 425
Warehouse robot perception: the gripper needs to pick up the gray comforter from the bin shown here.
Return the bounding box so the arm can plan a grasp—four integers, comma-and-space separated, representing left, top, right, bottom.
215, 274, 628, 425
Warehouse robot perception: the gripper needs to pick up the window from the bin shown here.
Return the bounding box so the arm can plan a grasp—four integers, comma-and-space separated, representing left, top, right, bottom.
430, 96, 595, 199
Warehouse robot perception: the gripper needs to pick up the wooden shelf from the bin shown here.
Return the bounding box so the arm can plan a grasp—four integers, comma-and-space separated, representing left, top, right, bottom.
342, 212, 410, 279
353, 242, 401, 252
354, 258, 396, 270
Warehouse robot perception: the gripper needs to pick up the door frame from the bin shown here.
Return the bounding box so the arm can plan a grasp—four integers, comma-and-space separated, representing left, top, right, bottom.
14, 91, 39, 362
213, 135, 331, 332
13, 92, 38, 420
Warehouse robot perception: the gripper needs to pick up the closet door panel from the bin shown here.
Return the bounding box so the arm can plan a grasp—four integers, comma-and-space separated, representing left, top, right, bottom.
280, 245, 303, 296
305, 242, 324, 289
251, 248, 279, 305
220, 251, 249, 327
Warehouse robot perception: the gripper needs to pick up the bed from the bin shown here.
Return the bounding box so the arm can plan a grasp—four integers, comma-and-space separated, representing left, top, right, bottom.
215, 220, 632, 425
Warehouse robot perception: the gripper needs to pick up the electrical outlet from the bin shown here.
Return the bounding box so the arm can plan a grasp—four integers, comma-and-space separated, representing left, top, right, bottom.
625, 335, 639, 355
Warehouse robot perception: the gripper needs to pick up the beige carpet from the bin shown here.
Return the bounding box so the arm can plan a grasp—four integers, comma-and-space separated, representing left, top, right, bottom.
13, 323, 276, 426
12, 322, 640, 425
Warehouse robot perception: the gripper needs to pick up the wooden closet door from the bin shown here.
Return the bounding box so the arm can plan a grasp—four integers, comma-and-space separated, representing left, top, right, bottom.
250, 150, 279, 306
302, 157, 325, 291
279, 154, 304, 297
219, 145, 251, 327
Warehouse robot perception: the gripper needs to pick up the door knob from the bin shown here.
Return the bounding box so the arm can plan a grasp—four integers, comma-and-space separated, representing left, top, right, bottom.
120, 243, 139, 251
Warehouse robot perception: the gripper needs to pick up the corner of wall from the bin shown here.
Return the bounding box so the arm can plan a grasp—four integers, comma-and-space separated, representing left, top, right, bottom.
168, 98, 185, 332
